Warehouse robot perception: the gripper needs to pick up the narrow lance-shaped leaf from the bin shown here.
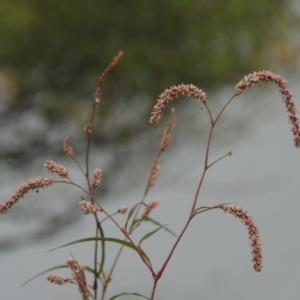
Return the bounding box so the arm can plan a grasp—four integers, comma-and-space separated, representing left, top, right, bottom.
139, 225, 166, 247
48, 237, 150, 264
109, 292, 150, 300
21, 265, 69, 287
50, 237, 136, 252
194, 203, 228, 214
124, 202, 147, 230
100, 269, 109, 283
194, 206, 212, 214
96, 223, 106, 279
134, 217, 178, 237
22, 265, 96, 287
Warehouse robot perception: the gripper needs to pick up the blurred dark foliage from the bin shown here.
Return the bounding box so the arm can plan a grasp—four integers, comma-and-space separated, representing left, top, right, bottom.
0, 1, 298, 130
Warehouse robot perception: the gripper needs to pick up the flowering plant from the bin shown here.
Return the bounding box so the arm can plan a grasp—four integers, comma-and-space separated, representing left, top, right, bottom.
1, 52, 299, 300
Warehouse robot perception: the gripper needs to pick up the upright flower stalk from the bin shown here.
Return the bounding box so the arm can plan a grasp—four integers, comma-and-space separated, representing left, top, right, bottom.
148, 159, 160, 189
142, 199, 160, 218
63, 137, 75, 157
67, 257, 90, 300
160, 108, 175, 151
90, 168, 102, 190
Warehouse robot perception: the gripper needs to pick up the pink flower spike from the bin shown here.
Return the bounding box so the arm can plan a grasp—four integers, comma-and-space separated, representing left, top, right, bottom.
44, 160, 69, 179
142, 198, 160, 218
0, 177, 53, 214
160, 108, 175, 151
219, 204, 262, 272
47, 273, 69, 285
150, 84, 206, 124
79, 200, 97, 214
148, 158, 160, 189
90, 168, 102, 190
63, 137, 74, 157
67, 257, 89, 300
236, 70, 300, 148
118, 206, 128, 214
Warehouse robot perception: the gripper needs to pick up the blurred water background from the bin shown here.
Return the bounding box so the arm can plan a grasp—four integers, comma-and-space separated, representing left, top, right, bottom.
0, 1, 300, 299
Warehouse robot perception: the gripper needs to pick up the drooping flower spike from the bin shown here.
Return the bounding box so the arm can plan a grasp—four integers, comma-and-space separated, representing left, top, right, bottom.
0, 177, 53, 214
150, 84, 206, 124
236, 70, 300, 148
219, 204, 262, 272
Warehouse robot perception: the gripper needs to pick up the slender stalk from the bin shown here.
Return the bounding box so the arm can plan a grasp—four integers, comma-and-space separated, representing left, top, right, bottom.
96, 222, 106, 282
207, 152, 231, 169
100, 206, 155, 275
131, 148, 162, 231
157, 214, 193, 279
84, 101, 101, 299
150, 279, 158, 300
54, 180, 90, 195
101, 149, 163, 299
155, 93, 239, 286
213, 93, 238, 125
82, 52, 124, 297
71, 156, 86, 177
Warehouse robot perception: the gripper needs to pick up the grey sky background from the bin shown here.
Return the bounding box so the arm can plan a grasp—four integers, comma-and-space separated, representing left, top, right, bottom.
1, 75, 300, 299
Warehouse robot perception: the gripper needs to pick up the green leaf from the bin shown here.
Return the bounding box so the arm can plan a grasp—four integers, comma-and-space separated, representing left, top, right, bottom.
101, 269, 108, 282
140, 217, 178, 237
85, 266, 96, 275
139, 225, 166, 247
49, 237, 134, 252
21, 265, 69, 286
194, 206, 210, 214
109, 292, 150, 300
48, 237, 150, 263
96, 223, 106, 279
125, 202, 147, 230
194, 204, 225, 215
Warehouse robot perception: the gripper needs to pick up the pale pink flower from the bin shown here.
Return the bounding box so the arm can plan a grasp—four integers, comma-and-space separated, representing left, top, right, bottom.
148, 158, 160, 188
63, 137, 74, 157
90, 168, 102, 190
219, 204, 262, 272
0, 177, 53, 214
150, 84, 206, 124
142, 199, 160, 218
47, 273, 69, 285
44, 160, 69, 179
67, 257, 89, 300
118, 206, 128, 214
79, 200, 97, 214
236, 70, 300, 147
160, 108, 175, 151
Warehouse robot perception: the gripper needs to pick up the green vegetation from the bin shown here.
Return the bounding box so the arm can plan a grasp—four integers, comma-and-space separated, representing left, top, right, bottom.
0, 0, 297, 121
